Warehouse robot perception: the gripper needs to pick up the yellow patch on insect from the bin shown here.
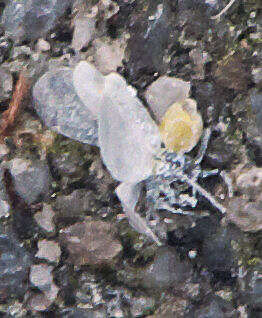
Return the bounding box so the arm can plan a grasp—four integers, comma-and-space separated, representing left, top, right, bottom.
159, 98, 203, 154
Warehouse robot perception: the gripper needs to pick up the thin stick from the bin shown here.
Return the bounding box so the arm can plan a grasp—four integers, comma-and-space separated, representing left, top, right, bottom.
0, 73, 30, 138
211, 0, 238, 19
175, 171, 227, 214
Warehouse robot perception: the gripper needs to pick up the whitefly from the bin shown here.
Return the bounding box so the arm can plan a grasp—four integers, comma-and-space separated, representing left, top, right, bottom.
72, 61, 226, 245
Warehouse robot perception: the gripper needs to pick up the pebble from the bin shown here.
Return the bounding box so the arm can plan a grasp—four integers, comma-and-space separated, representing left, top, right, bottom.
8, 158, 52, 205
1, 0, 73, 42
33, 67, 98, 145
54, 189, 99, 218
144, 76, 191, 122
141, 247, 193, 290
36, 240, 61, 263
30, 264, 53, 291
202, 228, 236, 272
34, 203, 56, 234
36, 39, 51, 52
59, 220, 122, 266
0, 230, 32, 302
227, 197, 262, 233
0, 67, 12, 102
72, 15, 96, 51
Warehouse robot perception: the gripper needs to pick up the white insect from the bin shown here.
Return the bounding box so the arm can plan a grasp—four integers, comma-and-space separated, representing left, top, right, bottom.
72, 61, 226, 245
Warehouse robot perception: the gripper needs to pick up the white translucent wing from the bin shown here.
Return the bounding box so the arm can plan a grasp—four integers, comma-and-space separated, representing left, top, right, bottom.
116, 182, 161, 245
145, 76, 191, 122
98, 73, 161, 183
33, 67, 98, 145
73, 61, 105, 117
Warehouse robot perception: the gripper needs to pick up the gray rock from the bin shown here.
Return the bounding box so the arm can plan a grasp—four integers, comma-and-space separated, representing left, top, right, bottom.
142, 247, 193, 290
34, 203, 56, 234
72, 15, 96, 51
59, 220, 122, 266
144, 75, 191, 122
33, 67, 98, 145
202, 228, 236, 272
30, 264, 53, 291
8, 158, 52, 205
1, 0, 73, 43
0, 68, 12, 102
36, 240, 61, 263
0, 229, 32, 302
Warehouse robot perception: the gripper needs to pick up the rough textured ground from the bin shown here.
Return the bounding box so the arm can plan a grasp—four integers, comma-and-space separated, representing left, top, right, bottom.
0, 0, 261, 317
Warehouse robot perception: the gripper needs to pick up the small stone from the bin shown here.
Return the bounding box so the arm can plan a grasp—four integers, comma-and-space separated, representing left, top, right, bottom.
27, 282, 59, 312
159, 98, 203, 153
73, 61, 105, 118
93, 37, 126, 75
34, 204, 56, 234
0, 143, 10, 159
227, 197, 262, 232
54, 189, 99, 218
8, 158, 52, 205
144, 76, 191, 122
99, 73, 161, 183
59, 220, 122, 266
141, 247, 193, 290
0, 68, 13, 102
27, 292, 53, 312
33, 67, 98, 145
36, 240, 61, 263
36, 39, 51, 52
72, 15, 96, 51
30, 264, 53, 291
0, 230, 32, 302
1, 0, 73, 43
202, 228, 236, 272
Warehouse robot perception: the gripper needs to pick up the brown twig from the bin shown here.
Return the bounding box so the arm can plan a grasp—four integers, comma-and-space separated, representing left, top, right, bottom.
0, 72, 30, 139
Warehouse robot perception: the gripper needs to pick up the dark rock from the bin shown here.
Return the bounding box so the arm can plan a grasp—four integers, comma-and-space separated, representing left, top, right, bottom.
187, 295, 237, 318
33, 67, 98, 146
250, 89, 262, 135
205, 136, 235, 169
1, 0, 73, 43
0, 229, 32, 302
125, 0, 174, 86
213, 53, 251, 91
8, 158, 52, 205
240, 264, 262, 310
202, 228, 236, 272
141, 247, 193, 290
53, 189, 100, 219
59, 220, 122, 266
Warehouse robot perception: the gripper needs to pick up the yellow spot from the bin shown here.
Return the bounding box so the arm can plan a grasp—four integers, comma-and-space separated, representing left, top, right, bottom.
159, 98, 203, 153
